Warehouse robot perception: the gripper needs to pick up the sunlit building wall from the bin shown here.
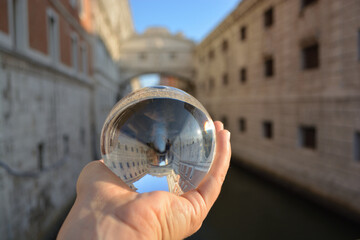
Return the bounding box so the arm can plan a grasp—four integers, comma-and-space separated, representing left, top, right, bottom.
0, 0, 133, 239
194, 0, 360, 216
91, 36, 122, 159
90, 0, 134, 60
0, 1, 93, 239
89, 0, 134, 158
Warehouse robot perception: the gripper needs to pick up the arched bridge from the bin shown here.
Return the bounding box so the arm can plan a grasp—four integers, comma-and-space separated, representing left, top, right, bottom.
118, 27, 196, 88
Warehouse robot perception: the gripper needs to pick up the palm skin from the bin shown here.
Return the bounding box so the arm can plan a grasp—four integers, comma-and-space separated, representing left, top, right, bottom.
57, 121, 231, 240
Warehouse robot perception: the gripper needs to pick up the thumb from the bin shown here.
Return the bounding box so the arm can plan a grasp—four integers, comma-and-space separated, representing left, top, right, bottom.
76, 160, 132, 198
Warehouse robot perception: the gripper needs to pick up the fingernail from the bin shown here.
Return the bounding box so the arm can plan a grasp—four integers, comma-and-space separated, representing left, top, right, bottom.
226, 131, 231, 141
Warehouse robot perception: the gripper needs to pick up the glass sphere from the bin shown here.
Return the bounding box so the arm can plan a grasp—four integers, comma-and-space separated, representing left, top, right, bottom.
100, 86, 216, 195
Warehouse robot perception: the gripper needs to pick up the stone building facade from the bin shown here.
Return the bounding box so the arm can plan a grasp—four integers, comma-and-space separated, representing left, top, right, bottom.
86, 0, 134, 159
91, 36, 123, 159
89, 0, 134, 60
0, 0, 133, 238
194, 0, 360, 217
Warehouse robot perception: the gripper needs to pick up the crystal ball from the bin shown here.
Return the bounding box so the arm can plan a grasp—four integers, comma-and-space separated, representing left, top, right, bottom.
100, 86, 216, 195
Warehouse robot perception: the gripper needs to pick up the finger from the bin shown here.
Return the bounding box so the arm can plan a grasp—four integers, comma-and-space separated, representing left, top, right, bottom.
214, 121, 223, 133
182, 129, 231, 212
77, 160, 132, 196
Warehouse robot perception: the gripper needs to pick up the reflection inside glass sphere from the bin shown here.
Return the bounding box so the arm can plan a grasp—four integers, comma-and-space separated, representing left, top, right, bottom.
100, 86, 216, 195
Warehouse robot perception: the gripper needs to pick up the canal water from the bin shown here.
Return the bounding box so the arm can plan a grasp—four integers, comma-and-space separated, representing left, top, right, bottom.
188, 160, 360, 240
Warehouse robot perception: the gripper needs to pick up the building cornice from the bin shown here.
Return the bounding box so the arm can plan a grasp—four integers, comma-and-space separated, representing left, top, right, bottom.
122, 33, 196, 46
196, 0, 264, 52
0, 47, 92, 87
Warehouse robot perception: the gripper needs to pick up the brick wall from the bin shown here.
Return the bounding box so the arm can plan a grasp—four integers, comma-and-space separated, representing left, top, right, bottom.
28, 0, 48, 54
0, 0, 9, 34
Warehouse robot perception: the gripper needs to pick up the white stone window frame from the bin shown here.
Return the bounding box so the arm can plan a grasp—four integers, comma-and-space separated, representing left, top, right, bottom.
71, 32, 79, 72
46, 8, 60, 64
80, 41, 88, 76
4, 0, 29, 52
0, 0, 14, 49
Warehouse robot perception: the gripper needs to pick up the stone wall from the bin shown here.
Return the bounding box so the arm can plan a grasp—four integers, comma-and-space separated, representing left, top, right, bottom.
195, 0, 360, 215
0, 51, 93, 239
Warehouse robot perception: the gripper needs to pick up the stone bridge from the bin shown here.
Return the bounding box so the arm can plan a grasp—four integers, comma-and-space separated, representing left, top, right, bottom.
117, 27, 196, 89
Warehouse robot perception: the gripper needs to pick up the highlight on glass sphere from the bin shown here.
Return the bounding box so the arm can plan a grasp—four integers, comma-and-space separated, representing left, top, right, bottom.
100, 86, 216, 195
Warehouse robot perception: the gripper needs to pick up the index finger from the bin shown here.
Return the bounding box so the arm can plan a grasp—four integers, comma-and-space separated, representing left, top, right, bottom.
182, 124, 231, 212
196, 128, 231, 208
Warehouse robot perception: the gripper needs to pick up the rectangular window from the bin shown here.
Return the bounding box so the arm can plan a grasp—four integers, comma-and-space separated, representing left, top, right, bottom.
240, 26, 247, 41
263, 121, 273, 139
208, 49, 214, 60
222, 39, 228, 52
209, 77, 214, 90
358, 30, 360, 61
169, 52, 177, 59
299, 126, 317, 149
81, 43, 87, 74
264, 7, 274, 28
139, 52, 147, 60
264, 57, 274, 77
222, 73, 228, 85
239, 67, 247, 83
38, 143, 44, 171
47, 9, 59, 62
354, 132, 360, 162
302, 43, 319, 69
63, 135, 69, 155
71, 33, 78, 71
302, 0, 317, 9
0, 0, 9, 34
80, 127, 85, 145
238, 118, 246, 133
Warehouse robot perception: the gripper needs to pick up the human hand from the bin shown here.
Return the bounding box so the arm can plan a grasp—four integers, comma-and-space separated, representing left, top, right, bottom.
57, 121, 231, 240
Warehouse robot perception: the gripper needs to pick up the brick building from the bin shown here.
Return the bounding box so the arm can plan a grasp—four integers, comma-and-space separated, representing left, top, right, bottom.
0, 0, 133, 238
194, 0, 360, 217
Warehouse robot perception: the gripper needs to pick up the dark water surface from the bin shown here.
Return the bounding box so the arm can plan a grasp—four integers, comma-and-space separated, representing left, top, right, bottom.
188, 161, 360, 240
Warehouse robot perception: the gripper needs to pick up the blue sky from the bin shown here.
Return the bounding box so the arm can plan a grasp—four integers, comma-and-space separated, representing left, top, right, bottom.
129, 0, 241, 43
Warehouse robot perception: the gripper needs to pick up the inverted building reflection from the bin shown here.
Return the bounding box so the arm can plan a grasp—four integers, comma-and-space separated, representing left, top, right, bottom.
102, 90, 215, 194
105, 126, 212, 194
